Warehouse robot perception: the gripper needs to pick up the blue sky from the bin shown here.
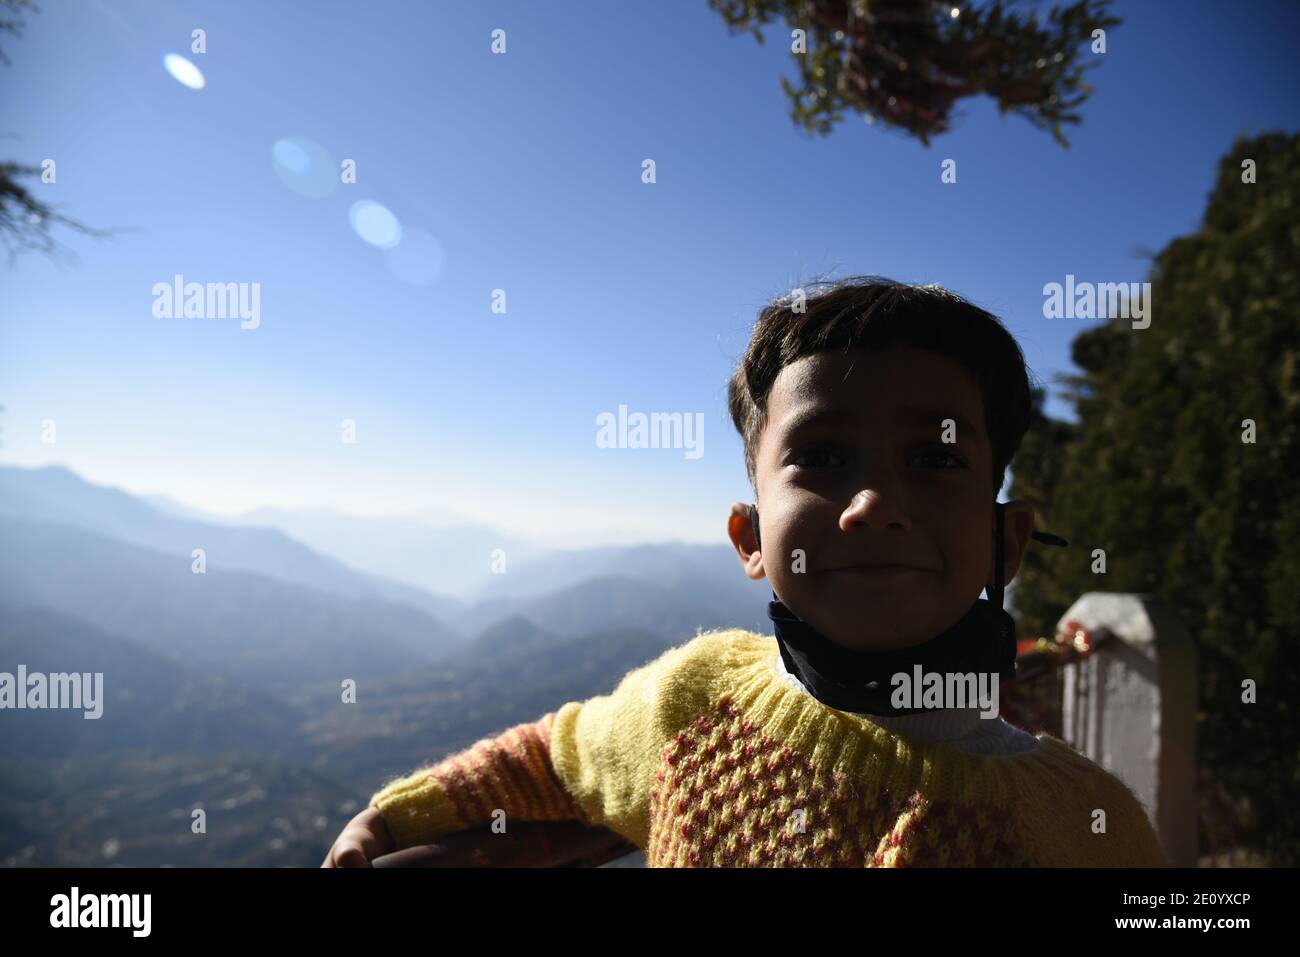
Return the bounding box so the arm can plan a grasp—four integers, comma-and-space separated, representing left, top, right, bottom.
1, 0, 1297, 548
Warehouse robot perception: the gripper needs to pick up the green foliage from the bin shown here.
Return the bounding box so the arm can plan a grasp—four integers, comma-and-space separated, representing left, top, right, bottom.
1010, 133, 1300, 865
708, 0, 1118, 146
1, 1, 111, 263
0, 0, 38, 67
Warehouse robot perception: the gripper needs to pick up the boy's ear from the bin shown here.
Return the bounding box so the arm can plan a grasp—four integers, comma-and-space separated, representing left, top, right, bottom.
727, 501, 766, 581
988, 500, 1037, 590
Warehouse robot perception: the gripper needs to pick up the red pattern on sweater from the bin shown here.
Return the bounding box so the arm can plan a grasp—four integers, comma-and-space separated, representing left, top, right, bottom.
647, 698, 1032, 867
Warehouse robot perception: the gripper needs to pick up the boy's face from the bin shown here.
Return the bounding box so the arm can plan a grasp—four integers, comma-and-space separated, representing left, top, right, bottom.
728, 345, 1034, 653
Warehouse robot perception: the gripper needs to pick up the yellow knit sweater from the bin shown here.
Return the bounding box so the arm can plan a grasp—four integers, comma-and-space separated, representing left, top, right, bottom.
369, 628, 1168, 866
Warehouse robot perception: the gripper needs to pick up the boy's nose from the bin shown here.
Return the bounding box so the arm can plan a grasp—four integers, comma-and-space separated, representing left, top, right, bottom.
839, 487, 911, 531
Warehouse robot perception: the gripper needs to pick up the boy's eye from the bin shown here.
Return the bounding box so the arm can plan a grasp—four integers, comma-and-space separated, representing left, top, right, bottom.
792, 445, 967, 470
792, 445, 845, 469
910, 446, 967, 469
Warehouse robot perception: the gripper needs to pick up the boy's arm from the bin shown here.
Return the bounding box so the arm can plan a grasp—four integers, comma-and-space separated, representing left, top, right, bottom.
368, 709, 587, 850
368, 633, 721, 851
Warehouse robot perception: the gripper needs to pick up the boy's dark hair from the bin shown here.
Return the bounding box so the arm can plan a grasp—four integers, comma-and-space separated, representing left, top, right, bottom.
727, 276, 1036, 498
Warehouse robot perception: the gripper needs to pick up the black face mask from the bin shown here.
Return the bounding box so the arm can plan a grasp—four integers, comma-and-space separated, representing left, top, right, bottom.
754, 502, 1068, 716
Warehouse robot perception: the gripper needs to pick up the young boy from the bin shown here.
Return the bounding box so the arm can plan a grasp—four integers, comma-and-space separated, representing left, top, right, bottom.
323, 276, 1167, 868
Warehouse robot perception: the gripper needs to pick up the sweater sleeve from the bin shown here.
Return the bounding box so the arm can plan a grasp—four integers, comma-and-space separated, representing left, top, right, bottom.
367, 709, 588, 850
1020, 754, 1171, 867
368, 632, 721, 851
1089, 769, 1170, 867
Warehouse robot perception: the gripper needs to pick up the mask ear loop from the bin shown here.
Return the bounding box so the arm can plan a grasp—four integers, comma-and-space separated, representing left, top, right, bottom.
990, 502, 1008, 609
992, 501, 1071, 608
751, 504, 781, 603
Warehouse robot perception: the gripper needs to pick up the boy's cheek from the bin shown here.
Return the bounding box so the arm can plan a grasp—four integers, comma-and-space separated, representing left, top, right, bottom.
764, 547, 819, 605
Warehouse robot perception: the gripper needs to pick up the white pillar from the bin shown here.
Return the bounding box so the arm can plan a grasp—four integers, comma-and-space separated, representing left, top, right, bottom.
1057, 593, 1199, 866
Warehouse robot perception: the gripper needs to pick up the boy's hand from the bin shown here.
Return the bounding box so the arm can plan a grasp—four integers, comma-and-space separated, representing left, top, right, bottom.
321, 807, 397, 867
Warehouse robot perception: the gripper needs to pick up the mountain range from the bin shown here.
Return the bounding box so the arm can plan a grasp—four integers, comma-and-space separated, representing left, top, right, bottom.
0, 463, 772, 866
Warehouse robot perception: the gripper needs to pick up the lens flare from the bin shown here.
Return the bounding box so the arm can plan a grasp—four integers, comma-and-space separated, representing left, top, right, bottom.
271, 137, 338, 199
162, 53, 205, 90
349, 200, 402, 248
386, 227, 447, 285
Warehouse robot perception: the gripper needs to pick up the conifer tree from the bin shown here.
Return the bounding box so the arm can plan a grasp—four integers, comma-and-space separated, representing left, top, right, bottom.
1009, 133, 1300, 865
709, 0, 1118, 145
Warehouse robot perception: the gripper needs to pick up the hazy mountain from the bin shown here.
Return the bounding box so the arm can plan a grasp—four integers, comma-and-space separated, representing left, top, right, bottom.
467, 541, 758, 602
47, 467, 768, 633
0, 602, 306, 757
0, 603, 362, 867
0, 464, 776, 868
0, 617, 683, 867
139, 492, 220, 523
292, 624, 681, 788
0, 465, 464, 617
451, 614, 554, 661
365, 577, 467, 622
0, 515, 463, 692
455, 573, 772, 643
234, 506, 541, 598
